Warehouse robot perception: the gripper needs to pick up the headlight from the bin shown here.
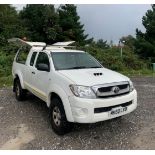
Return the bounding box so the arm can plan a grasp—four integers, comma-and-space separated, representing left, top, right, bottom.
129, 80, 134, 92
69, 85, 96, 99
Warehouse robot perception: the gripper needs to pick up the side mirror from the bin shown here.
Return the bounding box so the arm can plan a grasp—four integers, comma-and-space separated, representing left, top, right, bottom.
37, 63, 50, 72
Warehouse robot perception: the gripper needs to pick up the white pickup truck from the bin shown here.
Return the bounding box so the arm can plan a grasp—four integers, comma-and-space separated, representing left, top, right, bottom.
11, 38, 137, 135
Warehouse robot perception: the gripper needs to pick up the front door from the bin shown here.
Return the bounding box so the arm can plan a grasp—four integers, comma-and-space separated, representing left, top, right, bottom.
31, 52, 51, 101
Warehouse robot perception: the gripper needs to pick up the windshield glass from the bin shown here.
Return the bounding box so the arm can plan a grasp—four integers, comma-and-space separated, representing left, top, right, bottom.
51, 52, 103, 70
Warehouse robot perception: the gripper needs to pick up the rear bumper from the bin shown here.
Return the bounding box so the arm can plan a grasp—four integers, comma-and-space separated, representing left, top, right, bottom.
68, 89, 137, 123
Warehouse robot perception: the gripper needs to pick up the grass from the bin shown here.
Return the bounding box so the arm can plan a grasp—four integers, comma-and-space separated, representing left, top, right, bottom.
120, 69, 155, 77
0, 75, 13, 88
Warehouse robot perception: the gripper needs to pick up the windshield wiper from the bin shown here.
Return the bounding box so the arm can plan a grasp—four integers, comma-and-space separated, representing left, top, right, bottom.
67, 66, 87, 70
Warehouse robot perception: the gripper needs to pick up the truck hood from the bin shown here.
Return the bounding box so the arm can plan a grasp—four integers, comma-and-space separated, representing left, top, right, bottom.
58, 68, 129, 86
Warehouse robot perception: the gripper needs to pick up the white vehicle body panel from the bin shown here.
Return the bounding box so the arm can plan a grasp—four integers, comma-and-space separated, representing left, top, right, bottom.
58, 68, 129, 86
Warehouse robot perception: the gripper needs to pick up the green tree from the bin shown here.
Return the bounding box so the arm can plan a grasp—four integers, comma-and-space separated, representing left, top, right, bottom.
120, 35, 136, 51
96, 39, 109, 49
19, 4, 59, 43
135, 4, 155, 61
58, 4, 93, 45
0, 4, 26, 45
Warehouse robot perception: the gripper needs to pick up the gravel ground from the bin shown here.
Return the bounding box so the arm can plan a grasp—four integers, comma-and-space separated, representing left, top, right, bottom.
0, 77, 155, 150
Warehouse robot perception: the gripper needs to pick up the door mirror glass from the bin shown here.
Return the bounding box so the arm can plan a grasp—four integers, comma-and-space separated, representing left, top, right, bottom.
37, 63, 49, 72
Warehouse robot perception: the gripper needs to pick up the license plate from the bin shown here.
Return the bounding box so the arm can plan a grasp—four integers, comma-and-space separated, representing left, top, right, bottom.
109, 106, 127, 117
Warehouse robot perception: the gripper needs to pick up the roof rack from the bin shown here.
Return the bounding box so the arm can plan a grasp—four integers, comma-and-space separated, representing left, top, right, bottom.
43, 41, 75, 50
52, 41, 75, 46
8, 38, 75, 50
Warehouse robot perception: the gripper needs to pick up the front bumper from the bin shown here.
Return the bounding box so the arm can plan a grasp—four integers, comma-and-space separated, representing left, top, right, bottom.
68, 89, 137, 123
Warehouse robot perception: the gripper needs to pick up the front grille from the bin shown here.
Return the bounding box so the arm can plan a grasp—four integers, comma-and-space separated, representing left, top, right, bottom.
94, 100, 132, 113
98, 92, 129, 98
92, 81, 130, 98
98, 84, 128, 93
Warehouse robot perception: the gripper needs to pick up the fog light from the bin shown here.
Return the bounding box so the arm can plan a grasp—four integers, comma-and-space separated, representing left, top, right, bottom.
72, 107, 88, 116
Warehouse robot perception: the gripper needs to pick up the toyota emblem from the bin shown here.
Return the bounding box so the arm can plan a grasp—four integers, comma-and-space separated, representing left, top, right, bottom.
112, 86, 120, 94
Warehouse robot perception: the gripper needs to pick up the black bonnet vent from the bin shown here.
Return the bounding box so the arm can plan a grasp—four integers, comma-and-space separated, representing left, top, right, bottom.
94, 73, 103, 76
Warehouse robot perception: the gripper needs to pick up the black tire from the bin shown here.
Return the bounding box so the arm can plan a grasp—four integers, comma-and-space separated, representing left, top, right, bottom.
14, 79, 26, 101
49, 97, 73, 135
113, 115, 122, 120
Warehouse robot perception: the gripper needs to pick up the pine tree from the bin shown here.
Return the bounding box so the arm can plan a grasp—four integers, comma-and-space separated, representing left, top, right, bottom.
0, 4, 25, 45
135, 4, 155, 60
19, 4, 59, 43
96, 39, 109, 49
58, 4, 93, 45
142, 4, 155, 43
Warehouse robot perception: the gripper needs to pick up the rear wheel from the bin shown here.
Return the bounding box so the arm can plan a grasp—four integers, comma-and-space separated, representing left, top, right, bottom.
49, 98, 73, 135
14, 79, 26, 101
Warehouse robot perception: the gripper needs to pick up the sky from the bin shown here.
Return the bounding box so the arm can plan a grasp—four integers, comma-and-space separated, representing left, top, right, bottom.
13, 4, 151, 44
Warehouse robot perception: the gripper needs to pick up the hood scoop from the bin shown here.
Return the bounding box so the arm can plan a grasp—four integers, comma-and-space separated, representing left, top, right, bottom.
94, 73, 103, 76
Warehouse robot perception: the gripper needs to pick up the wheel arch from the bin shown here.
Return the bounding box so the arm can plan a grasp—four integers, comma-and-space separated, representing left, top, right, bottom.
50, 92, 62, 105
13, 72, 25, 91
47, 89, 74, 122
13, 74, 19, 92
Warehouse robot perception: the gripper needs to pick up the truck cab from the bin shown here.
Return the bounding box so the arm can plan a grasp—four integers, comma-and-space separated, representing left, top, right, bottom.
11, 38, 137, 135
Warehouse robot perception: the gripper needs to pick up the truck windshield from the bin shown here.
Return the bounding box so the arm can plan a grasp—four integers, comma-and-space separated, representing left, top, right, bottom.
51, 52, 103, 70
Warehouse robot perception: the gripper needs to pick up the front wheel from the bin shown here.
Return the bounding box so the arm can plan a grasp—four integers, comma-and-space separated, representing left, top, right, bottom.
49, 98, 73, 135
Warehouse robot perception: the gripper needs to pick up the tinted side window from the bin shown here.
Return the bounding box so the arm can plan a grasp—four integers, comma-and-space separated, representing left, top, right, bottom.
30, 52, 37, 66
36, 52, 50, 68
16, 46, 30, 64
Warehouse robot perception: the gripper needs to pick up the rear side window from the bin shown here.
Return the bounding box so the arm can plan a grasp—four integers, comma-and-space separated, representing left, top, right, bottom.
30, 52, 37, 66
35, 52, 50, 68
16, 46, 30, 64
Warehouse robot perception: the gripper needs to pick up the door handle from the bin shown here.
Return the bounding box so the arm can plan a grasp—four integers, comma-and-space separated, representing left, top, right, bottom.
32, 71, 35, 74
